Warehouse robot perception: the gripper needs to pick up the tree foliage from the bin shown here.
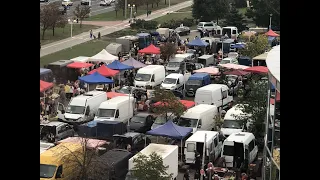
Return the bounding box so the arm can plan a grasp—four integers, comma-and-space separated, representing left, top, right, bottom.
73, 4, 91, 28
131, 152, 173, 180
192, 0, 230, 23
152, 88, 185, 120
224, 5, 247, 32
40, 2, 64, 39
246, 0, 280, 28
160, 42, 176, 61
239, 34, 269, 58
235, 76, 268, 140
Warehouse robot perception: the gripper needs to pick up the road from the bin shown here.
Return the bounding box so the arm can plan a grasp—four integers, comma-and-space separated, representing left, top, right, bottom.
40, 0, 193, 57
40, 0, 115, 18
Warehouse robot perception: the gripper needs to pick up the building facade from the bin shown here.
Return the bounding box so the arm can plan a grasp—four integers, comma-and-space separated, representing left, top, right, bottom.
263, 45, 280, 180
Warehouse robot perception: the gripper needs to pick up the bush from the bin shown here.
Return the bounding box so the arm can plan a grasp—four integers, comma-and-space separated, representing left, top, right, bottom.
160, 18, 195, 29
130, 19, 158, 30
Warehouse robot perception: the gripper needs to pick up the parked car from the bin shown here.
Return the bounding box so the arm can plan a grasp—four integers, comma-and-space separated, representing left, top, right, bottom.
175, 26, 190, 36
100, 0, 112, 6
129, 113, 155, 133
62, 0, 73, 6
40, 121, 75, 142
197, 21, 217, 31
113, 132, 151, 153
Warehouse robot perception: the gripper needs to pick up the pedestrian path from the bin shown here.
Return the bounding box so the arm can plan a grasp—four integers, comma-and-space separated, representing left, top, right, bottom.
40, 1, 192, 57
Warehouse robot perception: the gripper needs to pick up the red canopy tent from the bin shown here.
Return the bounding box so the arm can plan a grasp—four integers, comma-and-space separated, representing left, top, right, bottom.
224, 70, 250, 76
40, 80, 54, 92
153, 100, 195, 110
88, 65, 119, 77
265, 30, 279, 37
138, 44, 160, 54
244, 66, 268, 73
67, 62, 93, 69
107, 92, 128, 99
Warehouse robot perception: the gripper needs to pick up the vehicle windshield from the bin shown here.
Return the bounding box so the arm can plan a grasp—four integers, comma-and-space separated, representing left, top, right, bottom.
154, 116, 169, 124
40, 164, 57, 178
186, 79, 202, 86
66, 105, 85, 114
167, 62, 180, 67
163, 78, 177, 84
222, 120, 242, 129
131, 116, 146, 123
135, 73, 151, 81
97, 109, 115, 118
177, 117, 198, 127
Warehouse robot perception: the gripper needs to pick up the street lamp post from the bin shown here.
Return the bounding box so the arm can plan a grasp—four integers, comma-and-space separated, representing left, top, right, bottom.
269, 13, 273, 30
128, 4, 135, 23
125, 0, 127, 19
68, 19, 73, 37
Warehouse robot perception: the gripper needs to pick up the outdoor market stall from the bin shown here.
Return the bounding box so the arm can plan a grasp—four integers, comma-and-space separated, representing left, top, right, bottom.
70, 56, 90, 63
88, 65, 119, 77
218, 63, 249, 70
265, 29, 280, 37
40, 80, 54, 93
224, 69, 250, 76
194, 66, 220, 75
187, 38, 209, 47
252, 52, 269, 66
106, 92, 128, 99
67, 62, 93, 69
79, 72, 114, 91
244, 66, 268, 73
107, 60, 134, 85
153, 100, 195, 110
122, 57, 147, 68
138, 44, 161, 54
89, 49, 118, 64
146, 120, 193, 161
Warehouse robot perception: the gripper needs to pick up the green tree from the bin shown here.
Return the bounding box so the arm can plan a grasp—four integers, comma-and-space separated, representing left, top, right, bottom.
246, 0, 280, 28
152, 88, 185, 121
239, 34, 269, 58
233, 0, 247, 8
73, 4, 91, 28
235, 76, 268, 142
131, 152, 173, 180
160, 42, 176, 62
192, 0, 229, 23
224, 5, 247, 32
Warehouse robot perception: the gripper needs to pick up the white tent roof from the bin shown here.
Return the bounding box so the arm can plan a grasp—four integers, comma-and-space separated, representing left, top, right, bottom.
89, 49, 118, 63
70, 56, 90, 63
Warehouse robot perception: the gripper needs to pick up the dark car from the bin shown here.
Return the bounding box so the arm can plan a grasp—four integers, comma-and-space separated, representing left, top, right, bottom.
113, 132, 151, 153
129, 113, 154, 133
175, 26, 191, 36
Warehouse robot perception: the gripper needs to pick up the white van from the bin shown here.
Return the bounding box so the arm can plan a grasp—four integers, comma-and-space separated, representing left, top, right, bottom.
134, 65, 166, 89
185, 131, 222, 164
64, 91, 107, 123
94, 96, 135, 124
195, 84, 233, 109
221, 132, 258, 168
161, 73, 185, 91
221, 104, 251, 137
177, 104, 219, 133
222, 26, 238, 39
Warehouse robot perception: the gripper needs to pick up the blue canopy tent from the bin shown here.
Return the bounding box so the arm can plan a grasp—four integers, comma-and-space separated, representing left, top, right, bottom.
146, 120, 192, 160
187, 38, 209, 47
107, 60, 134, 85
79, 71, 114, 84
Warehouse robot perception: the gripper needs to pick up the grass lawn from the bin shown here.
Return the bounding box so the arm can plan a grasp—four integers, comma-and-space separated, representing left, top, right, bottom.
86, 0, 185, 21
177, 6, 192, 12
155, 11, 192, 25
40, 29, 139, 67
40, 24, 99, 45
238, 7, 248, 15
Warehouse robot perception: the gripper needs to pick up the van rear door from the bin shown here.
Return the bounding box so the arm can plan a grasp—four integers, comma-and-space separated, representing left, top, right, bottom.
185, 142, 196, 163
195, 92, 212, 105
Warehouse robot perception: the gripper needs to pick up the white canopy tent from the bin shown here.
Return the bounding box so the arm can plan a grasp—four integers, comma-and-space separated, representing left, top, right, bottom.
70, 56, 90, 63
89, 49, 118, 64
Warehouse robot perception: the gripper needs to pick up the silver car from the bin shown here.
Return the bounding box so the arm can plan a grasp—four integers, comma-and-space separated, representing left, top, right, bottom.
40, 121, 75, 142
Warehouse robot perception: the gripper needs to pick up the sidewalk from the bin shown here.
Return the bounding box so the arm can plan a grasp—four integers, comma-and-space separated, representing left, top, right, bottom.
40, 1, 192, 57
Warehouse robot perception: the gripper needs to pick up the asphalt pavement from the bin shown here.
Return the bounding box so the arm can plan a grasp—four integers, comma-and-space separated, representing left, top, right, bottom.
40, 0, 115, 18
40, 0, 193, 57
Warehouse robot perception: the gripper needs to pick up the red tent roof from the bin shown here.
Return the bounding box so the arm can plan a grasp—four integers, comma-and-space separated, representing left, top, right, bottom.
88, 65, 119, 77
224, 70, 250, 76
107, 92, 128, 99
265, 30, 279, 37
153, 100, 195, 110
244, 66, 268, 73
67, 62, 93, 69
138, 44, 160, 54
40, 80, 54, 92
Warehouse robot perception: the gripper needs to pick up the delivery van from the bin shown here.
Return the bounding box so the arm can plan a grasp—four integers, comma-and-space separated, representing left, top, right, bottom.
40, 142, 83, 180
94, 96, 135, 124
194, 84, 233, 109
185, 73, 211, 96
177, 104, 219, 133
134, 65, 165, 89
221, 104, 252, 138
63, 91, 108, 123
185, 131, 222, 164
161, 73, 185, 91
198, 55, 215, 66
221, 132, 258, 169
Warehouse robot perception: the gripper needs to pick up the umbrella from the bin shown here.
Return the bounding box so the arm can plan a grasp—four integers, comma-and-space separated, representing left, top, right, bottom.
244, 66, 268, 73
224, 70, 250, 76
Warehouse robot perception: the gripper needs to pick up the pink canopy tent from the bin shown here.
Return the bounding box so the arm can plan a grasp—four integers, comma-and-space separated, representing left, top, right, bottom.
219, 63, 249, 70
88, 65, 119, 77
244, 66, 268, 73
194, 67, 219, 75
138, 44, 160, 54
67, 62, 93, 69
40, 80, 54, 92
224, 70, 250, 76
265, 30, 279, 37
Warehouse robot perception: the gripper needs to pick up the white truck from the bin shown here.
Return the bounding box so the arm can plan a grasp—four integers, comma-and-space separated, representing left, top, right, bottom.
134, 65, 166, 89
127, 143, 178, 180
94, 96, 135, 124
161, 73, 185, 91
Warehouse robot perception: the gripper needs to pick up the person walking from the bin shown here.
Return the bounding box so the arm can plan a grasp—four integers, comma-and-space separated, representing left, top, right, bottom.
183, 170, 190, 180
90, 30, 93, 39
